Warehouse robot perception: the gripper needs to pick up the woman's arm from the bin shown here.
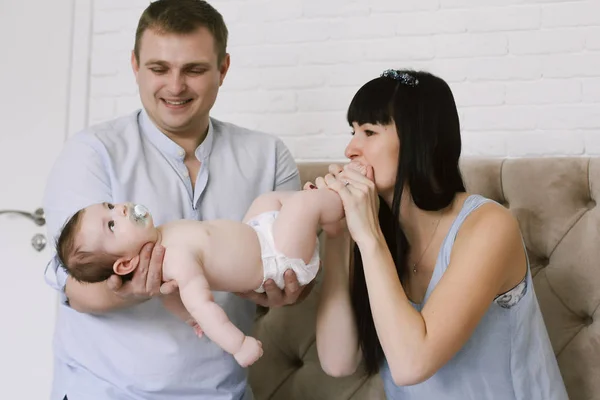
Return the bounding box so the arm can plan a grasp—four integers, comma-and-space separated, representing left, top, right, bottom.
360, 204, 523, 385
316, 232, 363, 376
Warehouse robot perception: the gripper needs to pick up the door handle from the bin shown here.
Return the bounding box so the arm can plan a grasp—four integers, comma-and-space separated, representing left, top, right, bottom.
31, 233, 47, 252
0, 208, 45, 226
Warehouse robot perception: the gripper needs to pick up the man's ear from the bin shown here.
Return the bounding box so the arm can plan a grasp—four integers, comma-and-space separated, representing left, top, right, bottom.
131, 50, 140, 82
218, 53, 230, 86
113, 255, 140, 276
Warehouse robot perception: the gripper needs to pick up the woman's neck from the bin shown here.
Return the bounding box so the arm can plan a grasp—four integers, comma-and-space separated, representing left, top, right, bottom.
399, 198, 445, 249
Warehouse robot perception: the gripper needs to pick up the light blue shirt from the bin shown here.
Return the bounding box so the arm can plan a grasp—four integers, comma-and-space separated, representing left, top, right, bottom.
380, 195, 568, 400
43, 110, 300, 400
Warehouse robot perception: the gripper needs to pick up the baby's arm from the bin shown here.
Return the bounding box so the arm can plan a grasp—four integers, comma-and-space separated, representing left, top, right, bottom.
164, 248, 263, 367
160, 294, 203, 337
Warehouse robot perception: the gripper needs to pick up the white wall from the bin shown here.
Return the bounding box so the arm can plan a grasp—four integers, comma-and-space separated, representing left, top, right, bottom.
89, 0, 600, 160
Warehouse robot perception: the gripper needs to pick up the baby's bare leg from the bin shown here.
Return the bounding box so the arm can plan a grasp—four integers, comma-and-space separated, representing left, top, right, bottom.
272, 189, 344, 263
177, 263, 263, 367
242, 191, 296, 223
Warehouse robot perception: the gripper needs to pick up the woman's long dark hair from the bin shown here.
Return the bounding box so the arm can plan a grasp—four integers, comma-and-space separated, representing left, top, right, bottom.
347, 70, 466, 374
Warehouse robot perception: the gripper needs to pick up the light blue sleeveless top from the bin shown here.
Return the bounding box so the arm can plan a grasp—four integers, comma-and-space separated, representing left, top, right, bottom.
380, 195, 569, 400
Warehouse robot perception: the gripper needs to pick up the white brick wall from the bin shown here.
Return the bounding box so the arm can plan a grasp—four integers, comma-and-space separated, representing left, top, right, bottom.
89, 0, 600, 160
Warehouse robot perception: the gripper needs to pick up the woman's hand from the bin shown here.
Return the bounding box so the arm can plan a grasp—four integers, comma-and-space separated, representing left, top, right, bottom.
321, 163, 382, 248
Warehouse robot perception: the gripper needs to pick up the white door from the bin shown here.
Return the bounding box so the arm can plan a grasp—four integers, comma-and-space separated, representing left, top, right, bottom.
0, 1, 75, 398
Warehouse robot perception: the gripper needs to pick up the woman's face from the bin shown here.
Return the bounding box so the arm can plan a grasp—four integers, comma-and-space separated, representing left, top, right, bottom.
345, 121, 400, 201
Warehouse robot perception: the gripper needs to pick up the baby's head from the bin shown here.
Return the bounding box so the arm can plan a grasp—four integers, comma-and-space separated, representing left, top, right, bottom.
56, 202, 157, 283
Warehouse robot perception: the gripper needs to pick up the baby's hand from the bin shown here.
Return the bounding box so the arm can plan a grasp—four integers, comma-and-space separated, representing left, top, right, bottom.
234, 336, 264, 368
186, 319, 204, 338
344, 160, 367, 176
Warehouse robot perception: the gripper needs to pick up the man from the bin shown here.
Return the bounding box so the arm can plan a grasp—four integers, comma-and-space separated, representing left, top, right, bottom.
43, 1, 305, 398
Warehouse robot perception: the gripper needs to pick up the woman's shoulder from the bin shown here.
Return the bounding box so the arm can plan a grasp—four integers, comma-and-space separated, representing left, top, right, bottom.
454, 193, 522, 248
450, 194, 527, 291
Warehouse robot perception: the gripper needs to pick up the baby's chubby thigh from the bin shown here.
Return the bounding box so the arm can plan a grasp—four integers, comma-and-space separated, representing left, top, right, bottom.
242, 191, 297, 223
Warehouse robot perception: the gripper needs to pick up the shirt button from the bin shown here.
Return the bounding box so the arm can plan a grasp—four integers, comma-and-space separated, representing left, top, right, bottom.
178, 149, 185, 158
183, 169, 189, 177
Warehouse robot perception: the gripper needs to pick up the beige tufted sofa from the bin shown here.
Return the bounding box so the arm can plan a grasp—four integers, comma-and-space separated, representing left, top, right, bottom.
249, 158, 600, 400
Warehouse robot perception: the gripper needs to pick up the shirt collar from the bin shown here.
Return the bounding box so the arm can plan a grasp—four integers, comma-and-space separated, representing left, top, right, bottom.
139, 109, 214, 161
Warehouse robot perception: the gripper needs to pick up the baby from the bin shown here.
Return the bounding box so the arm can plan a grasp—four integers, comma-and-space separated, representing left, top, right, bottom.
56, 186, 346, 367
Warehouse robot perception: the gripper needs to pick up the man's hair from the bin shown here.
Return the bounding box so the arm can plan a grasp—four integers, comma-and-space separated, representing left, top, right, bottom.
134, 0, 229, 64
56, 209, 119, 283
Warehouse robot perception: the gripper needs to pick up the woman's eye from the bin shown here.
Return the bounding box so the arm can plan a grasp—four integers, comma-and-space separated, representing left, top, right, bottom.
107, 203, 114, 210
108, 221, 115, 232
365, 130, 375, 137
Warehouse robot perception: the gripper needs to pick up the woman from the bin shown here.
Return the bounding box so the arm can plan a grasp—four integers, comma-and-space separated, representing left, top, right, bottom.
312, 69, 568, 399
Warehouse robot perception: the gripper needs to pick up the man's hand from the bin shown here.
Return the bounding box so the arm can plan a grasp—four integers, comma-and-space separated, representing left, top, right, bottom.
106, 242, 177, 301
236, 269, 315, 308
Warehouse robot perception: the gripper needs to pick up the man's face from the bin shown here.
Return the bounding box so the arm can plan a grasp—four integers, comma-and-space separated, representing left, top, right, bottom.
131, 27, 230, 137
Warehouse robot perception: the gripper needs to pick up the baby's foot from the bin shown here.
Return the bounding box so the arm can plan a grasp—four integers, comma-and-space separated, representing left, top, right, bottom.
234, 336, 264, 367
344, 160, 367, 176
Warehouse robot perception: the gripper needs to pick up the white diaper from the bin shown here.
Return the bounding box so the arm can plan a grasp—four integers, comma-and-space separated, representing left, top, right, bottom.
246, 211, 320, 293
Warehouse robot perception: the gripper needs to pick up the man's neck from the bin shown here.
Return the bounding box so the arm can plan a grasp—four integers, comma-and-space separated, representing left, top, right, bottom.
170, 134, 207, 157
163, 121, 209, 156
146, 111, 210, 156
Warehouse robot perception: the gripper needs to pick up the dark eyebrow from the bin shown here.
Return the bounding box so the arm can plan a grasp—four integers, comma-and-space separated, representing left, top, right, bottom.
144, 60, 167, 67
144, 60, 211, 69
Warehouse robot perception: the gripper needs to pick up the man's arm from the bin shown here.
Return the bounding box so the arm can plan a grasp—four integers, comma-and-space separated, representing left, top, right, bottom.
43, 133, 162, 313
273, 138, 301, 192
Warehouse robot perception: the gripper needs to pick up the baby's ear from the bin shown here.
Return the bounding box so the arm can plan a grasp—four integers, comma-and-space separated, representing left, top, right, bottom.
113, 255, 140, 276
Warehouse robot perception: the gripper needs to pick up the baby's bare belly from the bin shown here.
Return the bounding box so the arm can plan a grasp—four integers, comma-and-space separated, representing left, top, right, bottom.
202, 221, 264, 292
162, 220, 264, 292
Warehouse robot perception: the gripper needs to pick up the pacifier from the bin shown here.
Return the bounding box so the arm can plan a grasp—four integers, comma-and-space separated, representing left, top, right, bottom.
133, 204, 149, 218
130, 203, 150, 225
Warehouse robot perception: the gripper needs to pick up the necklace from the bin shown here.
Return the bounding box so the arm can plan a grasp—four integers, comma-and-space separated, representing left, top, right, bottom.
410, 212, 443, 274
